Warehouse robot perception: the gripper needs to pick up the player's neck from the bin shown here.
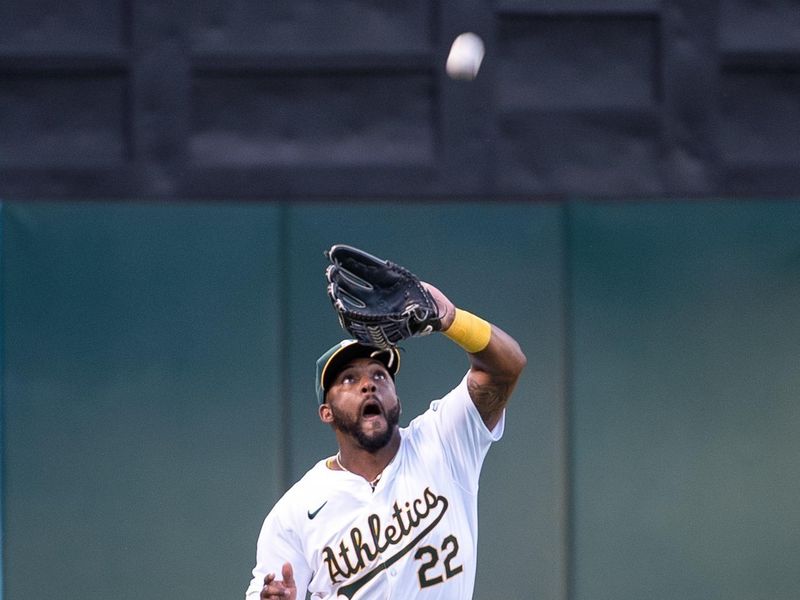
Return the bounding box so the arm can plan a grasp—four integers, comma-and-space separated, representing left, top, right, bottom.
335, 433, 400, 483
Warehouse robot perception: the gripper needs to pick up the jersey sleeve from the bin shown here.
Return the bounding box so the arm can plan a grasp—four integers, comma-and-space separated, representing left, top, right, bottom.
419, 371, 505, 494
244, 498, 311, 600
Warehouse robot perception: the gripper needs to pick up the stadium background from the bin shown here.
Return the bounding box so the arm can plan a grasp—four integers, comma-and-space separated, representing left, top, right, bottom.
1, 2, 799, 600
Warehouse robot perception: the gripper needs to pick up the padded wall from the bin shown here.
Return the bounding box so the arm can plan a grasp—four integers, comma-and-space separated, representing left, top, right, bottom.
569, 201, 800, 600
2, 199, 799, 600
2, 203, 284, 600
0, 201, 560, 600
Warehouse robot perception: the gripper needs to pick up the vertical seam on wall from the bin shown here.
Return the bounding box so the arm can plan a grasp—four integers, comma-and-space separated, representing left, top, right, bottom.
559, 201, 575, 600
276, 202, 291, 492
0, 202, 5, 600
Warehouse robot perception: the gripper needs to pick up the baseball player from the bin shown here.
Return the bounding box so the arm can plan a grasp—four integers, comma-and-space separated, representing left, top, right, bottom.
245, 246, 526, 599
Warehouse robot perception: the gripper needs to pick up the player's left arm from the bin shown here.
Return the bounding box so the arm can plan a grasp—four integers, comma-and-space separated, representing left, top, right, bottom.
464, 324, 526, 430
425, 283, 527, 430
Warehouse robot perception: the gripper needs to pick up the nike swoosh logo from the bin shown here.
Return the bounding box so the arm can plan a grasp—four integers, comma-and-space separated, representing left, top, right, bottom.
307, 501, 328, 520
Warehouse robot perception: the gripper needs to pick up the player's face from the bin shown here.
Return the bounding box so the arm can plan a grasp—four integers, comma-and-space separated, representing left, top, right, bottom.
326, 358, 400, 452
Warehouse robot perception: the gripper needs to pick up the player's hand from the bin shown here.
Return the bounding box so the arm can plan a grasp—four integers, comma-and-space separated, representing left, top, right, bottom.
260, 562, 297, 600
422, 282, 456, 331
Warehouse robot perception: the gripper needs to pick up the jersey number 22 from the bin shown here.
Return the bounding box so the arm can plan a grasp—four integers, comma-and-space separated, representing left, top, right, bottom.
414, 535, 463, 588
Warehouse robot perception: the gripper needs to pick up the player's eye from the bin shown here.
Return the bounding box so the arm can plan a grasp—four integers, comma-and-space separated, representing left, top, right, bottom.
341, 373, 355, 384
373, 371, 387, 380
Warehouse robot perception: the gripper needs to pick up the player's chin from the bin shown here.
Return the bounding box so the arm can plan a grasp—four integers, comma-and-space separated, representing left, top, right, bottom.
356, 420, 394, 451
359, 415, 388, 435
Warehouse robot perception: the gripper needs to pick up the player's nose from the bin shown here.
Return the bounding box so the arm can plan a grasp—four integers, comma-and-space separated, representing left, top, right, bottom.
359, 375, 377, 393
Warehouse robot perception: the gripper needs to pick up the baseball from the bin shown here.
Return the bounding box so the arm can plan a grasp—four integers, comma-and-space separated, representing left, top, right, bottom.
446, 32, 485, 81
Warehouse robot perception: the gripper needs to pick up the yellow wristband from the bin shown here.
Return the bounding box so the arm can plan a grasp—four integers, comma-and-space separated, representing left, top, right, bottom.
443, 308, 492, 353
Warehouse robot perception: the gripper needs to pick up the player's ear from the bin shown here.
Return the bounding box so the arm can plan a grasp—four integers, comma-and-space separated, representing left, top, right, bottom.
319, 403, 333, 424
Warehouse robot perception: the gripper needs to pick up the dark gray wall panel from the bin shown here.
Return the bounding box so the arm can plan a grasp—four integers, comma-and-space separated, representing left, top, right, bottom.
497, 111, 662, 195
720, 0, 800, 52
496, 15, 659, 110
0, 0, 126, 50
0, 73, 128, 166
3, 2, 800, 198
191, 73, 435, 166
720, 68, 800, 165
190, 0, 433, 52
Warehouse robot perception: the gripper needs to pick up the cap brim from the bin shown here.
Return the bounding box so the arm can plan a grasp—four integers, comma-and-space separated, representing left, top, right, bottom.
318, 341, 400, 403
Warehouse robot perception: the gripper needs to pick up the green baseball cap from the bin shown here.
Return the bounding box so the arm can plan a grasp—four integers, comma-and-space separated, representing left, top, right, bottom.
315, 339, 401, 404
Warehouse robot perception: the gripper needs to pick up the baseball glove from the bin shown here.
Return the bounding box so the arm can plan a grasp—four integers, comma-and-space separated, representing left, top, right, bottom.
325, 244, 442, 349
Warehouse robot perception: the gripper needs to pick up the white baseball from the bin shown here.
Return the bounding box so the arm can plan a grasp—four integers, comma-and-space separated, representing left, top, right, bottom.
446, 32, 485, 81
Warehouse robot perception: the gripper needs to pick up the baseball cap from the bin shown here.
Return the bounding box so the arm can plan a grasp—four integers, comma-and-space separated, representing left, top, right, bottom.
315, 339, 401, 404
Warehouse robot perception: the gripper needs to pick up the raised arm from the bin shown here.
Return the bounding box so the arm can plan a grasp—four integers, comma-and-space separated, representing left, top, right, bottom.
425, 283, 527, 430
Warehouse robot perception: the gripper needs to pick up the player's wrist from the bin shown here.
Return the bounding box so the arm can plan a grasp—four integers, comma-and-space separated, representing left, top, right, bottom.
442, 308, 492, 353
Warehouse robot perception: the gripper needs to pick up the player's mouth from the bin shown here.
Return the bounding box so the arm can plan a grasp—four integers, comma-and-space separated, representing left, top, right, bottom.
360, 398, 384, 421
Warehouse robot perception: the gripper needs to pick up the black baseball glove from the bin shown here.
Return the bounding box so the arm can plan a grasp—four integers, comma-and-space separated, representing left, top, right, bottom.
325, 244, 442, 349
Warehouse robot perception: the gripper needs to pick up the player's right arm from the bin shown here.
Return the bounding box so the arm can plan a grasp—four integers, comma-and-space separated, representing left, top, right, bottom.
260, 563, 296, 600
246, 506, 309, 600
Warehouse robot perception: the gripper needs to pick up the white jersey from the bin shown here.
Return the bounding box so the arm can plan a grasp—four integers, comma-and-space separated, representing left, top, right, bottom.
245, 373, 504, 600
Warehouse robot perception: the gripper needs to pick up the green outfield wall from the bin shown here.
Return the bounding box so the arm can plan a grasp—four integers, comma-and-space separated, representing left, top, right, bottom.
2, 200, 798, 600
